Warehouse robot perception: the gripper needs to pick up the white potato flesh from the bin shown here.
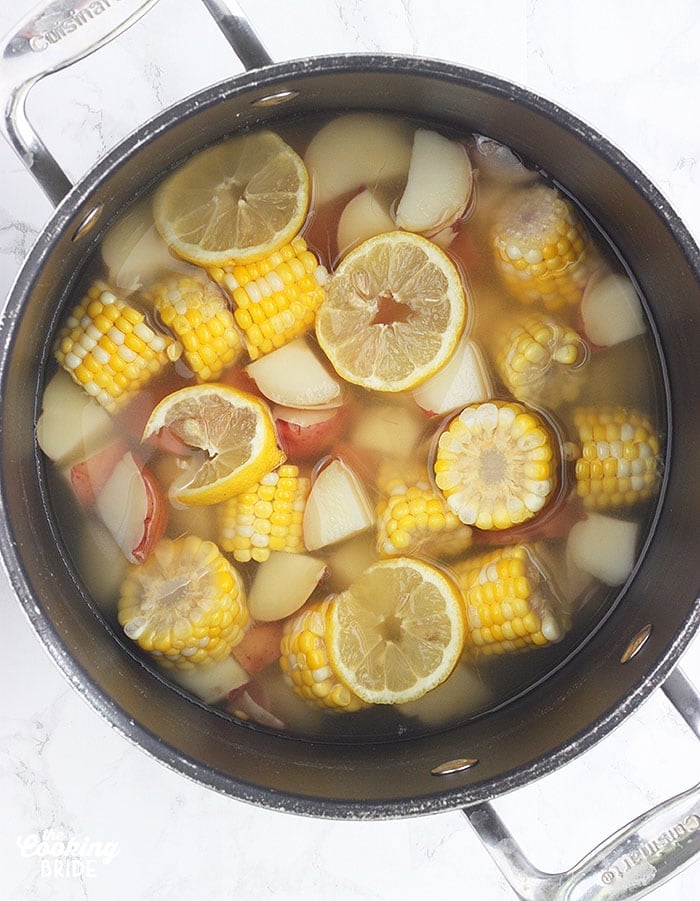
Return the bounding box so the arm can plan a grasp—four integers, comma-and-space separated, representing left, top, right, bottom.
248, 552, 327, 622
36, 370, 116, 467
304, 113, 413, 206
168, 654, 249, 704
337, 188, 395, 257
245, 338, 343, 408
395, 130, 473, 233
95, 452, 148, 564
303, 459, 374, 551
567, 514, 640, 586
102, 197, 184, 291
413, 336, 492, 415
350, 402, 425, 461
581, 271, 646, 347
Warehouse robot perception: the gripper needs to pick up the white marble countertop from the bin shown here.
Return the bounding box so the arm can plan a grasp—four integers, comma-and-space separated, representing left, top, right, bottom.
1, 1, 699, 899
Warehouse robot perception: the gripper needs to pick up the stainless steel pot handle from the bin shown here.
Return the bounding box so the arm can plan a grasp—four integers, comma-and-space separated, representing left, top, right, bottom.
0, 0, 271, 205
464, 666, 700, 900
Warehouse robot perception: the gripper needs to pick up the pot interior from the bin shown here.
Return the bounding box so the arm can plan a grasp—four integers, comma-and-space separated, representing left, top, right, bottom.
1, 57, 699, 817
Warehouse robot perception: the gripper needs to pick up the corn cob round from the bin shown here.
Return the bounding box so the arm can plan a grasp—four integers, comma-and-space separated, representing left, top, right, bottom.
496, 313, 588, 405
217, 464, 310, 563
209, 236, 328, 360
569, 406, 661, 509
148, 273, 243, 381
279, 598, 366, 711
55, 281, 177, 411
491, 184, 591, 310
376, 469, 473, 558
433, 401, 558, 531
454, 544, 566, 656
117, 535, 249, 669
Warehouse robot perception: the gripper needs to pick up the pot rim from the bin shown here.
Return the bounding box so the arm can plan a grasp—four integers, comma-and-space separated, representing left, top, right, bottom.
1, 53, 699, 819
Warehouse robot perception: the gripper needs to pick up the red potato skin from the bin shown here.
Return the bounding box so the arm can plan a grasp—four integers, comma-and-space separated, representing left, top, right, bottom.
274, 404, 351, 462
232, 620, 285, 676
117, 371, 187, 451
69, 441, 129, 509
130, 461, 169, 563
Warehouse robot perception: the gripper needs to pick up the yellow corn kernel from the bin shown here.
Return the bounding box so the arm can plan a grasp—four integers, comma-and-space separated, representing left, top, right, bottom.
55, 281, 175, 411
376, 465, 472, 558
569, 406, 661, 510
209, 236, 328, 359
217, 464, 310, 563
454, 545, 566, 656
145, 273, 243, 382
497, 313, 588, 404
491, 184, 593, 310
117, 535, 249, 670
279, 598, 366, 712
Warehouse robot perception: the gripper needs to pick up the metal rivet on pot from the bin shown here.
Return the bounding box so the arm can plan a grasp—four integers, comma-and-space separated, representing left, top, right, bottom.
71, 205, 104, 242
621, 624, 653, 664
251, 90, 300, 108
431, 758, 479, 776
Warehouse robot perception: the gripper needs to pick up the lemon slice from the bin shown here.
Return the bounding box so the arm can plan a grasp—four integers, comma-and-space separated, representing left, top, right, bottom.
316, 231, 467, 392
142, 384, 285, 506
153, 131, 310, 266
326, 557, 466, 704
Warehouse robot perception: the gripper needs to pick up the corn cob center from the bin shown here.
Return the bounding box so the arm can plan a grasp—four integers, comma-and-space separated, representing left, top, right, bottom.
434, 401, 557, 530
117, 535, 249, 669
491, 184, 590, 309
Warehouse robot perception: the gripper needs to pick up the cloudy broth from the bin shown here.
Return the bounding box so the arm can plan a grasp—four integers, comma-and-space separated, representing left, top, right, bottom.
41, 111, 664, 740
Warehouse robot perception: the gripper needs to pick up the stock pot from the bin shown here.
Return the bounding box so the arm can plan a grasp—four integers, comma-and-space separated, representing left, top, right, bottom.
0, 1, 698, 897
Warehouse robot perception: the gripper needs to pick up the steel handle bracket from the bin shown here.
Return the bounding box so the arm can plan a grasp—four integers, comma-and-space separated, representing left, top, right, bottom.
464, 667, 700, 900
0, 0, 270, 205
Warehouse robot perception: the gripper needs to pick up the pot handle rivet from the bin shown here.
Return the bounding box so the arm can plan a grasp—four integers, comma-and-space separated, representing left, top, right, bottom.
71, 205, 104, 242
431, 758, 479, 776
251, 90, 300, 108
620, 623, 653, 664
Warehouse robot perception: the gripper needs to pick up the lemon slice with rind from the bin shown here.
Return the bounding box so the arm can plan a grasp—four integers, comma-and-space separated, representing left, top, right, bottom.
143, 384, 285, 506
153, 131, 310, 266
326, 557, 466, 704
316, 231, 467, 392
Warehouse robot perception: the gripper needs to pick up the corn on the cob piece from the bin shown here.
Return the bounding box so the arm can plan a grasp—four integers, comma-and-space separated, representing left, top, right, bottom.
148, 273, 243, 381
55, 281, 177, 411
569, 406, 661, 509
433, 401, 557, 531
217, 464, 310, 563
279, 598, 366, 711
496, 313, 588, 404
208, 236, 328, 360
454, 544, 566, 656
117, 535, 249, 669
376, 469, 473, 557
491, 184, 591, 310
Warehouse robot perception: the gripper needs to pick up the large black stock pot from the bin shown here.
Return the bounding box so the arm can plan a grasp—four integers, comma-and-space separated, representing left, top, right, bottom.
0, 1, 698, 897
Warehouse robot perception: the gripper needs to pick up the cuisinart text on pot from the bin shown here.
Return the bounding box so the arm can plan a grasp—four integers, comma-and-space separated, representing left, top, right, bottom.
601, 815, 700, 885
29, 0, 123, 52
